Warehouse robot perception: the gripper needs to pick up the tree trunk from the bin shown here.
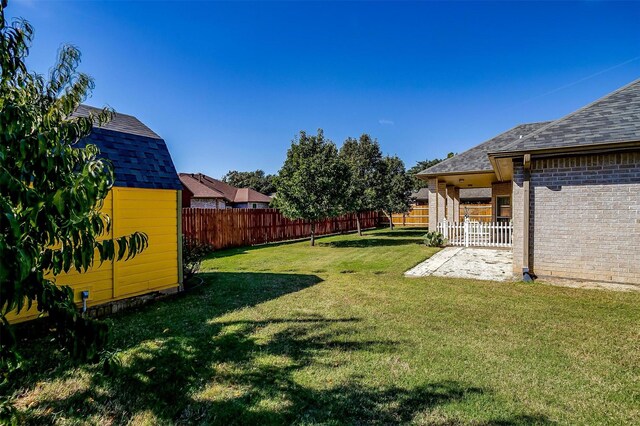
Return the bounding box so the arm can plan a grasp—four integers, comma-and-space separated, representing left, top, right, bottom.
310, 222, 316, 246
384, 211, 394, 230
356, 213, 362, 236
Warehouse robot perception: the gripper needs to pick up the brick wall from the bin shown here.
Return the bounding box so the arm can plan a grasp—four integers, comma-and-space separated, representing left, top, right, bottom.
512, 160, 526, 277
191, 198, 225, 209
512, 152, 640, 284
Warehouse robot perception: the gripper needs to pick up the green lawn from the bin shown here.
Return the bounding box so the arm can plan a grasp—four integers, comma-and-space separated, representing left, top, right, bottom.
9, 228, 640, 425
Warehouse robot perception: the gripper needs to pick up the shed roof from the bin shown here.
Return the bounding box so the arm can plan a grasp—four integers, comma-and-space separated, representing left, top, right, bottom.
74, 105, 161, 139
418, 121, 551, 176
74, 105, 182, 190
495, 78, 640, 154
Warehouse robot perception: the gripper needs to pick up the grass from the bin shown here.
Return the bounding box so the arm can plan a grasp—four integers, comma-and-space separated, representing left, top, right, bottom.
8, 227, 640, 425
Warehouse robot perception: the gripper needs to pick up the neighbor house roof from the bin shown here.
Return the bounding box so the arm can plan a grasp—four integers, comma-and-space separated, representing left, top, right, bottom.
179, 173, 272, 203
418, 121, 551, 176
233, 188, 272, 204
412, 187, 491, 201
495, 78, 640, 155
178, 174, 226, 199
74, 105, 182, 190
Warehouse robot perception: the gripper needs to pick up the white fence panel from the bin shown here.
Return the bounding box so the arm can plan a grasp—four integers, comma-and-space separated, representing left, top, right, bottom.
437, 219, 512, 248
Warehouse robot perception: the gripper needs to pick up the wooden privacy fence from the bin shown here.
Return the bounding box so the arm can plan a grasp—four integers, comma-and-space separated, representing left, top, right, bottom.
459, 204, 492, 222
380, 206, 429, 227
379, 203, 493, 227
182, 208, 379, 249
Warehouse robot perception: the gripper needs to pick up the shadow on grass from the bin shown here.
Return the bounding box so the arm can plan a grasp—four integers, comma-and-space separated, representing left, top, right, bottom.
319, 238, 422, 248
203, 238, 312, 260
371, 228, 428, 238
12, 271, 554, 425
202, 228, 428, 260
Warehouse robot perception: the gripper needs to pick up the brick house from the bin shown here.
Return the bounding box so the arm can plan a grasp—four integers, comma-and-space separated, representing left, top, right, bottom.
417, 79, 640, 285
179, 172, 272, 209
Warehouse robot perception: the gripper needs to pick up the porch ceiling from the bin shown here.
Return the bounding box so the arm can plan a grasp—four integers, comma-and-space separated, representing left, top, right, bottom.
429, 171, 498, 188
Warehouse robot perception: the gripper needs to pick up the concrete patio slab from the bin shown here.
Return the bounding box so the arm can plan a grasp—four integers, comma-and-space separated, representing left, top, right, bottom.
405, 247, 514, 282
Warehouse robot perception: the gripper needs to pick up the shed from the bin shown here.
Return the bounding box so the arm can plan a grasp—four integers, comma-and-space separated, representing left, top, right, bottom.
8, 106, 183, 322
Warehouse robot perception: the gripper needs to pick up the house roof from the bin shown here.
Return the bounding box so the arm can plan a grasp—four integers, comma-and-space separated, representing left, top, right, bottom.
178, 174, 226, 199
233, 188, 272, 204
74, 105, 182, 190
418, 121, 551, 176
495, 78, 640, 154
412, 187, 491, 201
179, 173, 272, 203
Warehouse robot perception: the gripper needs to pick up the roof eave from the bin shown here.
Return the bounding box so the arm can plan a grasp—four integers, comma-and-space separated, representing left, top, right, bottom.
416, 169, 495, 178
488, 139, 640, 159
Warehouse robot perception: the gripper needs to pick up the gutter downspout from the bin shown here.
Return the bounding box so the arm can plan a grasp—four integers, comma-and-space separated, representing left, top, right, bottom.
522, 154, 533, 282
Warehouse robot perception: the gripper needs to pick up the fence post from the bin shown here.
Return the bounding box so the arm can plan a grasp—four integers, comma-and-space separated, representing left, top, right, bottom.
463, 218, 469, 247
441, 218, 448, 240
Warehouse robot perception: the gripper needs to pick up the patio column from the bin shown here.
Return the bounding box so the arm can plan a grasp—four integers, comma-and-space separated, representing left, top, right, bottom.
438, 181, 447, 224
428, 178, 445, 231
452, 187, 460, 222
446, 185, 460, 222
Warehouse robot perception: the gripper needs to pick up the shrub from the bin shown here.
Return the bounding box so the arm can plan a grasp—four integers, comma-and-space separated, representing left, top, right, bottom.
182, 238, 213, 281
423, 231, 446, 247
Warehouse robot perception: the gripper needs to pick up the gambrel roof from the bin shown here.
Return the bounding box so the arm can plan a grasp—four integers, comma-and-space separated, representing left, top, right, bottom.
74, 105, 182, 190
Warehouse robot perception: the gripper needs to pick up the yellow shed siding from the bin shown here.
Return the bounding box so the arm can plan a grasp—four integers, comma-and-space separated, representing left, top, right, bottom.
8, 187, 180, 323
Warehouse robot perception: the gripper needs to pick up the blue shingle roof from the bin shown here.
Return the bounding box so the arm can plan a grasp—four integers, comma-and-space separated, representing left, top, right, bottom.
75, 107, 182, 190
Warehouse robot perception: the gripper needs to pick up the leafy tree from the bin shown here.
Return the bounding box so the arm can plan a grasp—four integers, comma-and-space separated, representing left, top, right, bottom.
222, 169, 276, 195
274, 130, 350, 246
0, 0, 147, 411
339, 134, 384, 236
378, 155, 412, 229
408, 152, 455, 191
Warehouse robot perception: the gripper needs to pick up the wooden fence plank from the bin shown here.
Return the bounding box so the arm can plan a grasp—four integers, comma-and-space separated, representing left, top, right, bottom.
182, 209, 379, 250
379, 203, 493, 227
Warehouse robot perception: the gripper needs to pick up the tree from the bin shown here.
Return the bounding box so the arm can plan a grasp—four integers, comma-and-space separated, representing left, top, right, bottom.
408, 152, 455, 191
274, 130, 350, 246
0, 0, 147, 405
222, 169, 276, 194
339, 134, 384, 236
378, 156, 412, 229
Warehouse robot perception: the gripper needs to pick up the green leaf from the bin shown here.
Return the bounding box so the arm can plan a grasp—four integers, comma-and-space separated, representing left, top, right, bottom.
52, 190, 66, 214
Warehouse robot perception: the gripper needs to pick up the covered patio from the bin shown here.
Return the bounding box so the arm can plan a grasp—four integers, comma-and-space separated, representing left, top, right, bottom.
416, 123, 549, 235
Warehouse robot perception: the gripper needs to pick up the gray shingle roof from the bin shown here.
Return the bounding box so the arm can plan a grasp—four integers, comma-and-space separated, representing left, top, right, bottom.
75, 106, 182, 190
418, 121, 551, 175
496, 78, 640, 153
74, 105, 161, 139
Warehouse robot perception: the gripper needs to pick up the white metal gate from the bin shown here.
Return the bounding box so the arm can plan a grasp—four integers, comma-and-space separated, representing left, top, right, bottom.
437, 219, 512, 248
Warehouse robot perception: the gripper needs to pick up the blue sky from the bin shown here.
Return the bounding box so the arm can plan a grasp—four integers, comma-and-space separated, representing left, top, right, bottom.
9, 1, 640, 178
